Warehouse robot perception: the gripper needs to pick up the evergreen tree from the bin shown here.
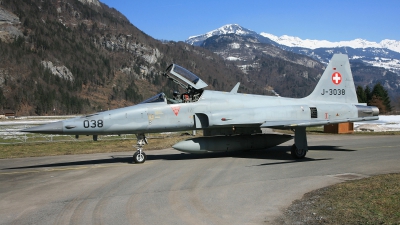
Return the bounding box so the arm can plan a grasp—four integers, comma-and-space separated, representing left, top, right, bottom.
356, 84, 392, 114
371, 83, 392, 113
365, 86, 372, 102
356, 86, 367, 103
0, 87, 5, 110
124, 80, 142, 103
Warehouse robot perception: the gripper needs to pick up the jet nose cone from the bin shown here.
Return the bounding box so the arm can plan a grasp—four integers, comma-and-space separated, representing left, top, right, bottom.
21, 121, 64, 134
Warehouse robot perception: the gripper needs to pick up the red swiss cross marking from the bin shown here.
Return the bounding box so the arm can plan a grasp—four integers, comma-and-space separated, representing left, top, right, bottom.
171, 106, 181, 116
332, 72, 342, 85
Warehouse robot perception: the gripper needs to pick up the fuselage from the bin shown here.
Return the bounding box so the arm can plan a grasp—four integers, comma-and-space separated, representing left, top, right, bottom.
28, 90, 377, 135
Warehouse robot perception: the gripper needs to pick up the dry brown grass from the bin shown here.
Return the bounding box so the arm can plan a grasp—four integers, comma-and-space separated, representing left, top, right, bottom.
0, 134, 191, 159
277, 173, 400, 224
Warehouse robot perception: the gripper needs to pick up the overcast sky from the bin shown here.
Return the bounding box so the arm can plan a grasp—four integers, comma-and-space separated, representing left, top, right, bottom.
100, 0, 399, 42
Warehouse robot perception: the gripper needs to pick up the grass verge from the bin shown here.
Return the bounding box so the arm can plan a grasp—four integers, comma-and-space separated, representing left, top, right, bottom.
0, 134, 191, 159
276, 173, 400, 224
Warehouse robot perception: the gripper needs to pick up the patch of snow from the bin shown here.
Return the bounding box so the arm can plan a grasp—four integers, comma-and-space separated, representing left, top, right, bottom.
78, 0, 101, 7
366, 59, 400, 72
354, 115, 400, 132
0, 120, 61, 126
230, 43, 240, 49
226, 56, 241, 61
351, 55, 364, 59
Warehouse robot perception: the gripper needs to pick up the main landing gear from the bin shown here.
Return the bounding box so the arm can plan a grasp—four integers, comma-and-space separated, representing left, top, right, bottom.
291, 127, 308, 159
133, 133, 147, 163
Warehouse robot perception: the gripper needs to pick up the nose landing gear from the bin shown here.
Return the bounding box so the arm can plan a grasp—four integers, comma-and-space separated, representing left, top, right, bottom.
133, 133, 147, 163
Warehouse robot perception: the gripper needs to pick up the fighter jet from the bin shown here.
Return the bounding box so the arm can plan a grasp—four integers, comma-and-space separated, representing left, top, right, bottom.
23, 54, 379, 163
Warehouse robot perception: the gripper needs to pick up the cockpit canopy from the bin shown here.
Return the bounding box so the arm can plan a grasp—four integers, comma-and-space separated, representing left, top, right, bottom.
165, 64, 208, 90
140, 65, 209, 105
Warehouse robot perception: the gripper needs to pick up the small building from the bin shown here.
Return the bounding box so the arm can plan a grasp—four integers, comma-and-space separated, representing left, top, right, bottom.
324, 122, 354, 134
0, 109, 15, 118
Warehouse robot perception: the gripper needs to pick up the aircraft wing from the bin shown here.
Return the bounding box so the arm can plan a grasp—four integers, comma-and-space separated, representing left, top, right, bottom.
260, 116, 379, 128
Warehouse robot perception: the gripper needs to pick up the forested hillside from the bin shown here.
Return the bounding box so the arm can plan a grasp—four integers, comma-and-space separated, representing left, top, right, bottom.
0, 0, 253, 115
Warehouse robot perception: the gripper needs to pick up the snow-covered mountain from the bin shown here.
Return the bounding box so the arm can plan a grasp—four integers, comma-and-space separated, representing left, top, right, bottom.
186, 24, 258, 46
186, 24, 400, 75
260, 33, 400, 53
259, 32, 400, 73
187, 24, 400, 54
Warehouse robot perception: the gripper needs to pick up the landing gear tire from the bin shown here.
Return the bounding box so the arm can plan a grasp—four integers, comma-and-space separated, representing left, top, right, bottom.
133, 133, 147, 164
133, 151, 147, 164
291, 144, 307, 159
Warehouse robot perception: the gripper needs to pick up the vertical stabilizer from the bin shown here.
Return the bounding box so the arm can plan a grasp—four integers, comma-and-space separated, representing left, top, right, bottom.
230, 82, 240, 94
305, 54, 358, 103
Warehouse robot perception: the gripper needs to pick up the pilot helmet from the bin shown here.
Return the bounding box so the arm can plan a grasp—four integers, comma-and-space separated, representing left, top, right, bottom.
173, 90, 179, 97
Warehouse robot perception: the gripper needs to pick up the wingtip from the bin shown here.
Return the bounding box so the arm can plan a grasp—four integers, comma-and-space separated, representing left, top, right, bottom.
230, 82, 240, 94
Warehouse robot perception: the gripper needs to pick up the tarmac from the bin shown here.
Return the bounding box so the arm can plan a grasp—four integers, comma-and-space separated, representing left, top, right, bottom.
1, 134, 400, 224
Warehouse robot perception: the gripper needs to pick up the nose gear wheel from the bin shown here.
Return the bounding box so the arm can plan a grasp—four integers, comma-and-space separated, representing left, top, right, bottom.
133, 133, 148, 163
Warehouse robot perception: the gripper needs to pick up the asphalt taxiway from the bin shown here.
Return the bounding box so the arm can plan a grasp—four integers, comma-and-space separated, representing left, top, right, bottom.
1, 134, 400, 224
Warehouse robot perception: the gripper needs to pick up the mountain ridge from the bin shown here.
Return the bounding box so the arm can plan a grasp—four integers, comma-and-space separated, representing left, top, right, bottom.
186, 24, 400, 53
186, 24, 258, 46
260, 33, 400, 53
186, 24, 400, 75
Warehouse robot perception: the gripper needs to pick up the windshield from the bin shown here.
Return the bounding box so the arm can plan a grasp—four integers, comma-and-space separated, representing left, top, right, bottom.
139, 93, 166, 104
